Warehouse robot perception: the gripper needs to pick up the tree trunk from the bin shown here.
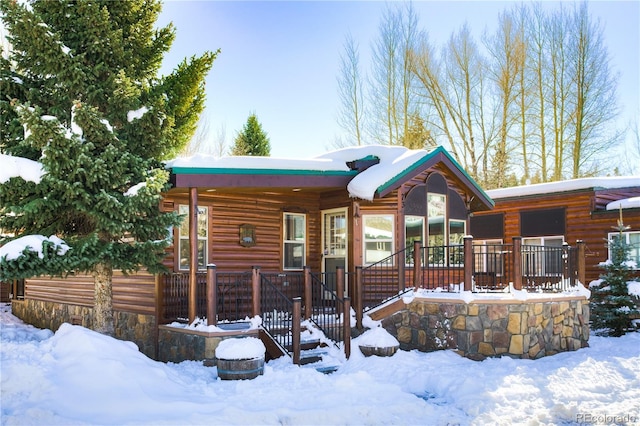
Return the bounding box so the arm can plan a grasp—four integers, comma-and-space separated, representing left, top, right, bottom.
93, 261, 115, 336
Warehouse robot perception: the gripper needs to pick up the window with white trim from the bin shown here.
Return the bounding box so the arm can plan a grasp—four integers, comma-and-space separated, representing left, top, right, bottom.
283, 213, 306, 270
448, 219, 466, 265
405, 215, 424, 265
473, 239, 504, 275
608, 231, 640, 269
522, 236, 564, 276
178, 205, 208, 270
363, 214, 394, 264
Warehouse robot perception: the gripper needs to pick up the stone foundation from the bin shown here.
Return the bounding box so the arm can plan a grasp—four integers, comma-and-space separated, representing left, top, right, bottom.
157, 325, 260, 364
379, 297, 589, 360
11, 299, 157, 359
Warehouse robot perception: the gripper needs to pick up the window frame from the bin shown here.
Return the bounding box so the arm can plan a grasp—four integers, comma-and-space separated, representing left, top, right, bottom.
473, 239, 505, 276
522, 235, 565, 277
405, 215, 425, 266
178, 204, 208, 271
607, 230, 640, 269
283, 212, 306, 271
363, 214, 395, 265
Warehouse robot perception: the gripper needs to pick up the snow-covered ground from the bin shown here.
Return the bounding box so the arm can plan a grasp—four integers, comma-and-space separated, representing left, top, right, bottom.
1, 304, 639, 425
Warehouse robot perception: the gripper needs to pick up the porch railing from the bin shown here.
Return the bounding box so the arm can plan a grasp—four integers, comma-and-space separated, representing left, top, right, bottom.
161, 270, 252, 323
160, 236, 585, 354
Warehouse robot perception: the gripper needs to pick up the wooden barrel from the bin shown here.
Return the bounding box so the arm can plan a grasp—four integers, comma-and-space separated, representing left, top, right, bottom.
216, 356, 264, 380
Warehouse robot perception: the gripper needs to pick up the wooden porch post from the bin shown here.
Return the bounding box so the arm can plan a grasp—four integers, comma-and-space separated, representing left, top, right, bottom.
292, 297, 301, 365
303, 266, 312, 320
251, 266, 261, 317
336, 266, 345, 318
206, 264, 217, 326
153, 273, 163, 360
513, 237, 522, 291
463, 236, 473, 292
188, 187, 198, 323
576, 240, 586, 285
413, 240, 422, 290
355, 266, 363, 331
343, 297, 351, 359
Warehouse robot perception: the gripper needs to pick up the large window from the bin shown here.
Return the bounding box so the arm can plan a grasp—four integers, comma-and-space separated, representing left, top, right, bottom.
473, 239, 504, 276
405, 215, 424, 265
283, 213, 306, 270
178, 205, 208, 270
608, 231, 640, 269
522, 236, 564, 276
449, 219, 466, 265
363, 215, 394, 264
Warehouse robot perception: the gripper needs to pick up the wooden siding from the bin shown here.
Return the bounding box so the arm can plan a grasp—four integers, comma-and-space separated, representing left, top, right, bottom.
473, 188, 640, 285
24, 271, 157, 315
166, 189, 329, 273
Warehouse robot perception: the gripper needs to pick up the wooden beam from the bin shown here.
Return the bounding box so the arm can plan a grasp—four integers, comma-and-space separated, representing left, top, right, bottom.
188, 187, 198, 323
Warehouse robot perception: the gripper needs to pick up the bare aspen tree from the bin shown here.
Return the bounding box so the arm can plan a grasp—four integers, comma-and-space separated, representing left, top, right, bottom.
483, 11, 524, 188
369, 2, 420, 146
567, 2, 620, 178
181, 114, 212, 156
442, 24, 491, 181
337, 33, 366, 146
409, 34, 459, 153
513, 5, 531, 182
547, 6, 570, 180
212, 123, 227, 157
526, 3, 550, 181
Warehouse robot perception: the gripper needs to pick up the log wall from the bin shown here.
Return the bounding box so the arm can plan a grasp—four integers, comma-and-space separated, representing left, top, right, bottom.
474, 187, 640, 285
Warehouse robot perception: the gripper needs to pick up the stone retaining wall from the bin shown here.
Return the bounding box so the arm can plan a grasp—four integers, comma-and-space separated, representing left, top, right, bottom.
11, 300, 157, 359
378, 297, 589, 360
157, 325, 260, 364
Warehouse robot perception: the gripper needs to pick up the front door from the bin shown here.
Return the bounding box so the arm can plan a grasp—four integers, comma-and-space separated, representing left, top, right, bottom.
322, 208, 348, 296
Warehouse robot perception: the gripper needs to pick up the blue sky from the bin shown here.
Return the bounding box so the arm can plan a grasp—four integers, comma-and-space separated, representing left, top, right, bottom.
157, 1, 639, 170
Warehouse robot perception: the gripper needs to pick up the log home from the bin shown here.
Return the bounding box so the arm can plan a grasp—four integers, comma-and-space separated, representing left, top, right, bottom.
11, 145, 494, 359
471, 177, 640, 286
8, 146, 600, 362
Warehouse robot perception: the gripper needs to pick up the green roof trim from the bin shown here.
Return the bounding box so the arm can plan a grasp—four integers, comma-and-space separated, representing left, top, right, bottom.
170, 167, 357, 177
375, 146, 495, 208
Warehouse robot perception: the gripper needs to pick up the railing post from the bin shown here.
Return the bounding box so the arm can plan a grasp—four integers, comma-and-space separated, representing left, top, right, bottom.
513, 237, 522, 291
343, 297, 351, 359
251, 266, 261, 317
413, 240, 422, 290
292, 297, 301, 365
576, 240, 586, 286
355, 266, 363, 331
336, 266, 345, 318
398, 250, 405, 292
206, 264, 217, 326
463, 236, 473, 292
303, 266, 312, 320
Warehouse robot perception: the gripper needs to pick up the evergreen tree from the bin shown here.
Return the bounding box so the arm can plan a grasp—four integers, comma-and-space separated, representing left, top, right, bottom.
0, 0, 216, 335
231, 113, 271, 156
590, 217, 639, 336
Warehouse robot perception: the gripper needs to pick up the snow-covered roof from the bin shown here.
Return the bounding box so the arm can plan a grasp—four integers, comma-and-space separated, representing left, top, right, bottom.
486, 176, 640, 200
606, 196, 640, 211
167, 145, 492, 205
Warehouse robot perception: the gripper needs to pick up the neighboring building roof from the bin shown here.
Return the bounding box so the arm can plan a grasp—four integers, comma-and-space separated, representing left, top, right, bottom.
606, 196, 640, 211
486, 176, 640, 200
166, 145, 494, 210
